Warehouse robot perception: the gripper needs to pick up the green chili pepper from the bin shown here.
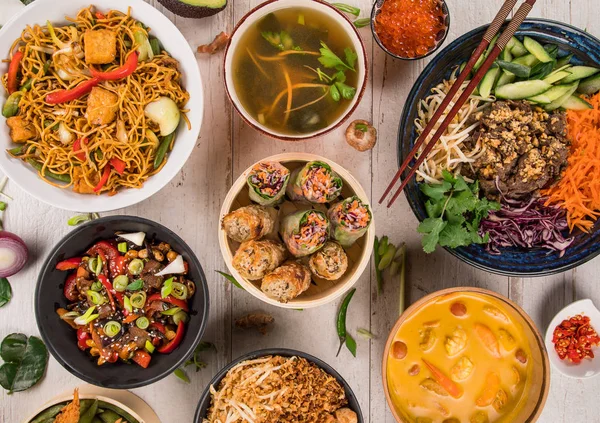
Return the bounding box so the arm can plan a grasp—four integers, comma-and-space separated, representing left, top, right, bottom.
336, 288, 356, 357
78, 399, 98, 423
378, 243, 397, 270
153, 132, 174, 169
332, 3, 361, 16
2, 92, 23, 118
353, 18, 371, 28
377, 236, 389, 256
216, 270, 244, 289
374, 236, 383, 295
26, 158, 71, 183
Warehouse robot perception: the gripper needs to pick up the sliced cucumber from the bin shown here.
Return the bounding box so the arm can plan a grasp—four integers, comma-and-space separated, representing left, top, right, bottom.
529, 84, 577, 103
479, 66, 500, 99
544, 82, 579, 111
509, 37, 528, 57
562, 95, 593, 110
513, 54, 539, 68
500, 47, 513, 62
496, 80, 552, 100
523, 36, 553, 63
474, 34, 498, 71
543, 70, 572, 85
528, 94, 552, 104
496, 71, 516, 88
561, 66, 600, 83
497, 60, 530, 78
577, 73, 600, 95
556, 53, 573, 68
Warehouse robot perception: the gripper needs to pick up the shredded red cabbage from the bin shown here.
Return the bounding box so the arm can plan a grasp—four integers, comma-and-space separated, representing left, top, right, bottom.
479, 196, 574, 256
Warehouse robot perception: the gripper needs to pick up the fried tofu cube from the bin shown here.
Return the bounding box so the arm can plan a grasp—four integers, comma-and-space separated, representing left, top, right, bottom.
87, 87, 119, 126
72, 167, 98, 194
84, 29, 117, 64
6, 116, 37, 143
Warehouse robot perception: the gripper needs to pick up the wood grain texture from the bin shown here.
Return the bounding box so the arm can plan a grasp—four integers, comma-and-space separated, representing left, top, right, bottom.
2, 0, 600, 422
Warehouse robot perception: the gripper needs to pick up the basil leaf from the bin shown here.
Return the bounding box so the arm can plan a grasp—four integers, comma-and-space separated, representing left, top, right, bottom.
173, 368, 190, 383
216, 271, 244, 290
0, 278, 12, 308
126, 279, 144, 291
0, 334, 48, 393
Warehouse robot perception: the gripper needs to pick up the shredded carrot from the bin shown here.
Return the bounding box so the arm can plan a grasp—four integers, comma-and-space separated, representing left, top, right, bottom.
283, 68, 293, 125
543, 92, 600, 232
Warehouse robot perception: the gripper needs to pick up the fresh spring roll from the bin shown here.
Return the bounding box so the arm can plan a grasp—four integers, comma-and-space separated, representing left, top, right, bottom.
309, 241, 348, 281
328, 196, 372, 247
232, 239, 287, 280
221, 204, 276, 243
280, 210, 329, 257
247, 161, 290, 206
286, 161, 343, 204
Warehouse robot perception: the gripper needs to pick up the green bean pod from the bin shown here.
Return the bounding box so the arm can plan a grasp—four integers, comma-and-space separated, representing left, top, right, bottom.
2, 92, 23, 118
26, 158, 71, 183
78, 399, 98, 423
92, 417, 103, 423
29, 403, 68, 423
153, 132, 174, 169
98, 410, 123, 423
97, 401, 140, 423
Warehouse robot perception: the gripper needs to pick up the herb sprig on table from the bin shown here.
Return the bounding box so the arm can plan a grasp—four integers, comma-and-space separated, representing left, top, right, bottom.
418, 170, 500, 253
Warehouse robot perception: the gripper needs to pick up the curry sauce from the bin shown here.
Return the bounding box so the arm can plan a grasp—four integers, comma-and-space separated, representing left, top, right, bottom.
386, 292, 533, 423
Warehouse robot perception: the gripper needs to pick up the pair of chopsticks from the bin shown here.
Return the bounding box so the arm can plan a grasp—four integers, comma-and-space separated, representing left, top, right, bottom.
379, 0, 538, 208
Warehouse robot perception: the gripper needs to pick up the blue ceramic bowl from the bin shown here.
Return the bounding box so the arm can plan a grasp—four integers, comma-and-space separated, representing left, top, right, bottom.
398, 19, 600, 276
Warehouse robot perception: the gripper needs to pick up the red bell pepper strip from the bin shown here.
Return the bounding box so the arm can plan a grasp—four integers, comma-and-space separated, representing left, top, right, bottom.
109, 157, 127, 175
98, 274, 124, 309
112, 255, 127, 276
56, 257, 82, 270
87, 240, 119, 260
90, 52, 138, 81
7, 51, 23, 94
149, 322, 166, 333
157, 321, 185, 353
73, 137, 88, 161
93, 164, 111, 192
77, 327, 90, 351
132, 349, 152, 368
46, 77, 100, 105
63, 273, 79, 301
95, 12, 106, 19
147, 294, 189, 312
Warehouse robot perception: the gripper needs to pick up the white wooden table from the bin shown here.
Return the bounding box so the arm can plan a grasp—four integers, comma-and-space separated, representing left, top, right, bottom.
2, 0, 600, 422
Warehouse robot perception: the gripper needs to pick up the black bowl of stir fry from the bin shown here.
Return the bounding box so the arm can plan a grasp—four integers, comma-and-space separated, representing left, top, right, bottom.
35, 216, 209, 389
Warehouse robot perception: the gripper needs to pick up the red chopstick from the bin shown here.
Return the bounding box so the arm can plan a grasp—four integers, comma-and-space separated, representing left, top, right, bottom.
380, 0, 537, 208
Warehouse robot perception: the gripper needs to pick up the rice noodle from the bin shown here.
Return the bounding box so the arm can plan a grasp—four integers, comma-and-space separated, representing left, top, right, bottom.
414, 68, 495, 183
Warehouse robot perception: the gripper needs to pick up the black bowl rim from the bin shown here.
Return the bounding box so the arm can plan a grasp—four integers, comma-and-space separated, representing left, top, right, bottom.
34, 215, 210, 389
397, 18, 600, 277
370, 0, 451, 61
193, 348, 365, 423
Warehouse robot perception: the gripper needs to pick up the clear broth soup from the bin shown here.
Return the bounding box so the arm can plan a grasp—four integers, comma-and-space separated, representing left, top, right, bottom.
232, 7, 359, 136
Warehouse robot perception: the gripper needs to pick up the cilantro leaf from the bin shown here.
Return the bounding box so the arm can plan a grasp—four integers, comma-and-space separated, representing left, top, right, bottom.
333, 70, 346, 83
319, 42, 354, 71
420, 181, 452, 201
334, 82, 356, 100
425, 199, 444, 218
344, 47, 358, 70
441, 169, 456, 184
438, 223, 474, 249
453, 175, 470, 192
418, 218, 447, 253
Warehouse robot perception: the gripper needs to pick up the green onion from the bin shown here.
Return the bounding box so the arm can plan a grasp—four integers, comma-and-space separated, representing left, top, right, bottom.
145, 340, 155, 353
130, 291, 146, 309
124, 295, 133, 313
90, 281, 102, 292
161, 277, 174, 298
298, 14, 305, 25
357, 328, 375, 339
161, 306, 181, 316
332, 3, 361, 16
128, 259, 144, 275
91, 212, 100, 220
59, 311, 80, 321
67, 213, 91, 226
353, 18, 371, 28
173, 310, 188, 325
135, 316, 150, 330
171, 282, 188, 300
74, 306, 99, 325
118, 242, 128, 253
86, 290, 105, 305
88, 257, 102, 275
126, 279, 144, 291
113, 275, 129, 292
103, 321, 121, 337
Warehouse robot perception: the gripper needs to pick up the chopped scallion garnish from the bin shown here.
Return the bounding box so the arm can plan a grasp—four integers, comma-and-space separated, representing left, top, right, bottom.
104, 321, 122, 337
161, 277, 174, 298
118, 242, 128, 253
68, 213, 91, 226
161, 306, 182, 316
136, 316, 150, 330
86, 290, 105, 305
74, 306, 99, 325
113, 275, 129, 292
130, 291, 146, 309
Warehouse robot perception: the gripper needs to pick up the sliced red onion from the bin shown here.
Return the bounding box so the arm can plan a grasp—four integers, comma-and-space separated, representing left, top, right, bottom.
0, 231, 28, 277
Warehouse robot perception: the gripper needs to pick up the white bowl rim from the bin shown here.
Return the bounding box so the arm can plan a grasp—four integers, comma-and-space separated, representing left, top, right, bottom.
544, 298, 600, 379
0, 0, 203, 212
223, 0, 368, 141
218, 152, 375, 309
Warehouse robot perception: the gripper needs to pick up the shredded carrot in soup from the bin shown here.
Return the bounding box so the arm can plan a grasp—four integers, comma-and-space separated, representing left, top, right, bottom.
543, 92, 600, 232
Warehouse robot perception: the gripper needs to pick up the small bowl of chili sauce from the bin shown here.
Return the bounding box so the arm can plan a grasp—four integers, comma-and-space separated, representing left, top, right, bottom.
545, 298, 600, 379
371, 0, 450, 61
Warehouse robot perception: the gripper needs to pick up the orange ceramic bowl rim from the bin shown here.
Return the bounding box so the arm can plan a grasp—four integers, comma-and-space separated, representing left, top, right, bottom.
381, 287, 550, 422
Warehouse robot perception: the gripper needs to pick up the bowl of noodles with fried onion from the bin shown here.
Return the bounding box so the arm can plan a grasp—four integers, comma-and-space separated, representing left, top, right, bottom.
0, 0, 203, 212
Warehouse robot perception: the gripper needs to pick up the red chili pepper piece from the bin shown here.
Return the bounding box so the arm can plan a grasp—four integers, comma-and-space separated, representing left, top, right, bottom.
157, 321, 185, 353
93, 164, 111, 193
109, 157, 127, 175
63, 273, 79, 301
90, 52, 138, 81
45, 77, 100, 105
56, 257, 82, 271
552, 314, 600, 364
147, 293, 189, 312
7, 51, 23, 94
98, 274, 116, 310
73, 137, 88, 161
132, 349, 152, 368
77, 327, 90, 351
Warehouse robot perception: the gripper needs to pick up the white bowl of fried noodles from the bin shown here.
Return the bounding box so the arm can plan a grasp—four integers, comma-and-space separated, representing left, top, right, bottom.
194, 348, 363, 423
0, 0, 203, 212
